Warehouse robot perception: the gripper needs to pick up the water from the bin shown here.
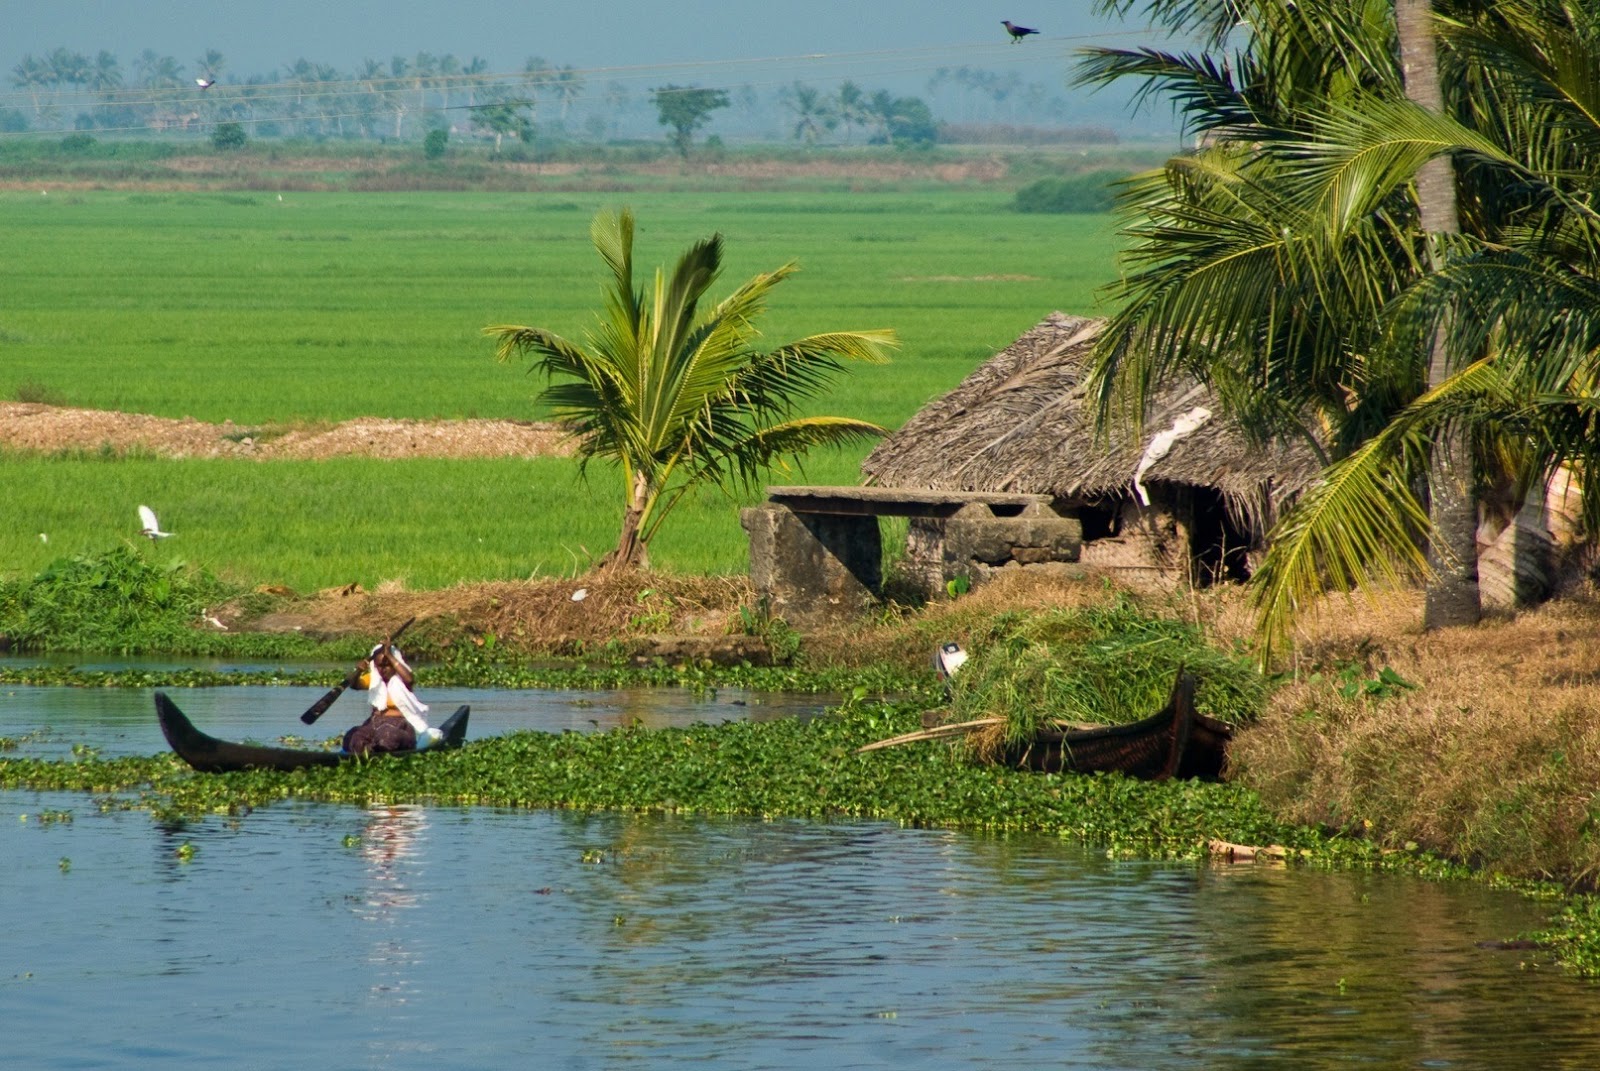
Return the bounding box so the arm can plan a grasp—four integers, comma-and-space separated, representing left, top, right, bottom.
3, 692, 1599, 1069
0, 683, 829, 760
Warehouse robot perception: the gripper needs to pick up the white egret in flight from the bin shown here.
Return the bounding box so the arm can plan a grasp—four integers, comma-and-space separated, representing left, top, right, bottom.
138, 505, 173, 540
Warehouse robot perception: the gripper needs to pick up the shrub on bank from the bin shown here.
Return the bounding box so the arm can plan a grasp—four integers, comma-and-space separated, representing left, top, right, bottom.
1013, 171, 1126, 213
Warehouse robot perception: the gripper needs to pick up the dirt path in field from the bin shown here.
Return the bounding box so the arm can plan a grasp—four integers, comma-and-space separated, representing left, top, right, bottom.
0, 402, 575, 460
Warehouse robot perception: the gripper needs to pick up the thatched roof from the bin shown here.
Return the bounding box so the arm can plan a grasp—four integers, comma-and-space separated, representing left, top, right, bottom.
861, 312, 1325, 527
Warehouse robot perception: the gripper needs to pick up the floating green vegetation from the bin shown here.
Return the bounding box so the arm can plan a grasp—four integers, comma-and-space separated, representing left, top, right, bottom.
947, 599, 1269, 743
0, 698, 1359, 862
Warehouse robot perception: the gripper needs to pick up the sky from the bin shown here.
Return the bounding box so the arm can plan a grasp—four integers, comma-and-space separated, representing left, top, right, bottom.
5, 1, 1187, 135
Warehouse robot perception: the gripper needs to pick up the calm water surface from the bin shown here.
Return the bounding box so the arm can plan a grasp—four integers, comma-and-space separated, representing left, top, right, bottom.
3, 689, 1598, 1069
0, 682, 827, 760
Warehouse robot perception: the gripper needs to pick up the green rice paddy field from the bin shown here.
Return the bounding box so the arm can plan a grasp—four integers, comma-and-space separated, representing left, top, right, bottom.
2, 188, 1122, 589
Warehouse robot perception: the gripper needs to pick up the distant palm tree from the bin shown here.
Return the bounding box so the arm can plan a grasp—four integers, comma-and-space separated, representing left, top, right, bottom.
554, 65, 585, 122
10, 55, 51, 121
89, 51, 122, 97
836, 80, 867, 142
522, 55, 553, 111
486, 209, 895, 571
782, 82, 837, 144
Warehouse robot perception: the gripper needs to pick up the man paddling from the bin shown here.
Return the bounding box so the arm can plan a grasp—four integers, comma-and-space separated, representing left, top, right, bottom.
343, 642, 444, 756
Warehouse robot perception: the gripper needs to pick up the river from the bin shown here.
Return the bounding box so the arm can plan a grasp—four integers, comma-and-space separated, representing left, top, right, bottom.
3, 685, 1597, 1069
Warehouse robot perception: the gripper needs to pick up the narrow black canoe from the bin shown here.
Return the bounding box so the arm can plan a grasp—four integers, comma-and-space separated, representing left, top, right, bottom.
998, 669, 1232, 781
155, 692, 470, 773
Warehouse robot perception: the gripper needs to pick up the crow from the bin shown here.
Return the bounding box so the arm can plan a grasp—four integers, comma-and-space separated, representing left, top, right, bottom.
1002, 20, 1040, 43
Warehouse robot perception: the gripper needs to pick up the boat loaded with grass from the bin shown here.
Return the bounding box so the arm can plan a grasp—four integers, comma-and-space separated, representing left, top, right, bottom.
863, 664, 1233, 780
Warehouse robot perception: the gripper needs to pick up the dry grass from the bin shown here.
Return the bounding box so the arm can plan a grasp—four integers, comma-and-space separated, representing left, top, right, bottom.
238, 571, 755, 655
1228, 588, 1600, 887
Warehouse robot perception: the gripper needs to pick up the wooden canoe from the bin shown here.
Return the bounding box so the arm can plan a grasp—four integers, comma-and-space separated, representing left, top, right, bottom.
155, 692, 470, 773
997, 670, 1232, 780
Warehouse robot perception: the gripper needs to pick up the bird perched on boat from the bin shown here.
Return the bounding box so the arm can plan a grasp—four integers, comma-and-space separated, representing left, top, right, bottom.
1002, 20, 1040, 42
138, 505, 173, 540
195, 77, 215, 90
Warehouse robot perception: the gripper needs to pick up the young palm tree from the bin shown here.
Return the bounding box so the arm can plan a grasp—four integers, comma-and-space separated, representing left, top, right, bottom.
486, 209, 895, 572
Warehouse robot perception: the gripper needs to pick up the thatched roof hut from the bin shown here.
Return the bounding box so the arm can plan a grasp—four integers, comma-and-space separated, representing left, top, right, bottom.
862, 313, 1326, 585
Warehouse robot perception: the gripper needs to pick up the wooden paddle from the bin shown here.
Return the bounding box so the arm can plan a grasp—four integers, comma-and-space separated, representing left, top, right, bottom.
299, 616, 416, 725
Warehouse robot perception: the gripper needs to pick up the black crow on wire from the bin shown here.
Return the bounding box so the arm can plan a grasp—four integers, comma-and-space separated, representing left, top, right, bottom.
1002, 20, 1040, 42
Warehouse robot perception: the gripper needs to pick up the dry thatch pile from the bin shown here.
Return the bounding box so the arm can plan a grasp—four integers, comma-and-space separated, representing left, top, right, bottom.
861, 312, 1324, 535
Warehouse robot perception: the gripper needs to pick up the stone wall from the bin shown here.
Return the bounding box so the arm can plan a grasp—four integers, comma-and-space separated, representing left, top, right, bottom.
741, 504, 881, 626
904, 503, 1084, 596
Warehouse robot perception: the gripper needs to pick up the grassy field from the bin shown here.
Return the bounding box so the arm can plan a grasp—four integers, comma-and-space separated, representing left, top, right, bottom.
3, 188, 1118, 428
3, 186, 1123, 588
0, 452, 876, 589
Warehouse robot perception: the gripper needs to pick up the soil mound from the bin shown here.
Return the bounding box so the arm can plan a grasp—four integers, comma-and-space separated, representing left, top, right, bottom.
0, 402, 574, 460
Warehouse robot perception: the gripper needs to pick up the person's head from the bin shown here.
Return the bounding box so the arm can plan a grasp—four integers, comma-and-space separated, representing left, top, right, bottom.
370, 644, 396, 678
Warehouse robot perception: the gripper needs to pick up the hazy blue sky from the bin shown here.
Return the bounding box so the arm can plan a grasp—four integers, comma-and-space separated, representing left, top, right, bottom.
7, 1, 1185, 132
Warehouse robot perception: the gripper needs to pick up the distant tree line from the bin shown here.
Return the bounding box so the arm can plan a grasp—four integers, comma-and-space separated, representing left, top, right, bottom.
777, 81, 937, 147
5, 45, 1101, 153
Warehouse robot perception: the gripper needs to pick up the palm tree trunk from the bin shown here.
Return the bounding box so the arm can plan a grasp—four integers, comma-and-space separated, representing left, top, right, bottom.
604, 470, 652, 572
1398, 0, 1480, 629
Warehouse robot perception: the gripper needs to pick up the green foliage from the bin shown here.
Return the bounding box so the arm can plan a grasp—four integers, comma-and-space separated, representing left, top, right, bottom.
947, 599, 1267, 742
0, 547, 235, 653
651, 84, 730, 157
737, 596, 802, 663
0, 696, 1326, 862
210, 123, 247, 151
1013, 171, 1124, 214
58, 133, 96, 153
487, 208, 894, 567
13, 381, 66, 405
1311, 663, 1418, 701
422, 127, 449, 159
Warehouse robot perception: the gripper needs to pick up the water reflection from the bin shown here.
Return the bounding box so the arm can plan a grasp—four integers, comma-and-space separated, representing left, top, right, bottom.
355, 804, 429, 1054
0, 798, 1596, 1069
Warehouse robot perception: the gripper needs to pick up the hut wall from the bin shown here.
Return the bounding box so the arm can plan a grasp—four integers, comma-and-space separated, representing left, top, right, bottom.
899, 506, 1084, 597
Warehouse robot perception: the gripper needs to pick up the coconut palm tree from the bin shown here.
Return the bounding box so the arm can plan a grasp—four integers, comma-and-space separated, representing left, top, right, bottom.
781, 82, 837, 144
486, 209, 895, 571
1396, 0, 1478, 629
1079, 0, 1600, 654
1247, 0, 1600, 649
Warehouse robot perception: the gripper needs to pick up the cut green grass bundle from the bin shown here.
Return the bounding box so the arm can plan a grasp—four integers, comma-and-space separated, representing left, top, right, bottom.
948, 598, 1268, 744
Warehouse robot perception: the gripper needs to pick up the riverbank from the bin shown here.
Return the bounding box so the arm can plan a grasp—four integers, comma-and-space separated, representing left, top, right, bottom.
5, 562, 1600, 973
